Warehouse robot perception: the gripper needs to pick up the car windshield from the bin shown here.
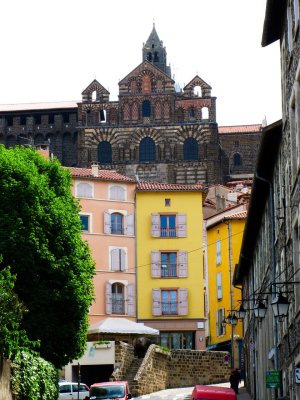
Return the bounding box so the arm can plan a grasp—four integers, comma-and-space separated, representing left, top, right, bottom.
90, 385, 125, 399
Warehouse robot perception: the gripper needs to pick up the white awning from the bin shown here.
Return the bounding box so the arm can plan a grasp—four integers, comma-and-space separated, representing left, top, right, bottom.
88, 318, 159, 336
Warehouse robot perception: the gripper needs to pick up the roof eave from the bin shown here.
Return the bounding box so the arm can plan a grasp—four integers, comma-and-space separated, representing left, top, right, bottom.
234, 120, 282, 285
261, 0, 287, 47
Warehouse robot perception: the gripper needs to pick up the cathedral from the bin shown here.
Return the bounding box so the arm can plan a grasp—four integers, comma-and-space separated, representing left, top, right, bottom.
0, 25, 261, 184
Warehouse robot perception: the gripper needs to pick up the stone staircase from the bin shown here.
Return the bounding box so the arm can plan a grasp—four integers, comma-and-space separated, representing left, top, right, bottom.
124, 357, 144, 396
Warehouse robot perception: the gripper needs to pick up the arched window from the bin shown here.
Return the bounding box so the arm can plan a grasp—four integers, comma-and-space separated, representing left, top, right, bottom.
184, 138, 198, 161
98, 141, 112, 164
233, 153, 242, 166
112, 283, 125, 314
111, 212, 123, 234
140, 137, 155, 162
142, 100, 151, 117
76, 182, 93, 198
109, 185, 125, 201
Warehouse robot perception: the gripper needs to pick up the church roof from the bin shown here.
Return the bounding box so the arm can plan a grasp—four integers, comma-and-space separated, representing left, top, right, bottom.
218, 124, 262, 134
143, 23, 163, 50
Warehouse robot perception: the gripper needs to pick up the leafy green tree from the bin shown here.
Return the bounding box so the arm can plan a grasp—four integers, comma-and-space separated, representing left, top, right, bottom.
0, 146, 95, 368
0, 265, 36, 358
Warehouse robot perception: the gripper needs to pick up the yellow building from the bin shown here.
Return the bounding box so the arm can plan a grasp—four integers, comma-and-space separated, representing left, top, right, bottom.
206, 208, 246, 368
136, 181, 207, 350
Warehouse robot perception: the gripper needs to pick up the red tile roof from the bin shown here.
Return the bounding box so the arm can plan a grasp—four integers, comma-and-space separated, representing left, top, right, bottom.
136, 181, 208, 192
218, 124, 262, 134
224, 210, 247, 220
69, 167, 135, 182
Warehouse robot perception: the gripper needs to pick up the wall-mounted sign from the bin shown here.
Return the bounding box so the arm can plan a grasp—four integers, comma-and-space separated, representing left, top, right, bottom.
266, 370, 281, 389
295, 368, 300, 384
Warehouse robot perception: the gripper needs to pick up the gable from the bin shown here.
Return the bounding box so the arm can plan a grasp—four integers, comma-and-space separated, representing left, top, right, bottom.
81, 79, 110, 102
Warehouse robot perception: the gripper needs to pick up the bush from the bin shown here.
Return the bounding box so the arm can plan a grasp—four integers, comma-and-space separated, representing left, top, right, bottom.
11, 351, 58, 400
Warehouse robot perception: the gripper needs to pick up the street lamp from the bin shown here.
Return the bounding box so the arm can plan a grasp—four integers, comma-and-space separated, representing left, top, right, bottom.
253, 301, 267, 319
236, 305, 246, 320
271, 292, 290, 318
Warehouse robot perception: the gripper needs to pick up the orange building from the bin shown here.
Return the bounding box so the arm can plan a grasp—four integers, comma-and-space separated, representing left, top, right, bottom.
70, 165, 136, 325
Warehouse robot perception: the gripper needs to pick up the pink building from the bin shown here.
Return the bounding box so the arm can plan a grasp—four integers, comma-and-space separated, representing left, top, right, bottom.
70, 165, 136, 325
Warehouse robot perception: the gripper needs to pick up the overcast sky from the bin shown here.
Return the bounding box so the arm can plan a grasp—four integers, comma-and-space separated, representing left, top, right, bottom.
1, 0, 281, 126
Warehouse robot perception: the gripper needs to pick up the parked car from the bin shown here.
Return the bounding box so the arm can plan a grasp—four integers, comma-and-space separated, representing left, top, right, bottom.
191, 385, 237, 400
89, 381, 132, 400
58, 381, 90, 400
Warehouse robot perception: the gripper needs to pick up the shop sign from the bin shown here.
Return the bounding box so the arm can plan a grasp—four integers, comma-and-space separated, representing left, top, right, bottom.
266, 370, 281, 389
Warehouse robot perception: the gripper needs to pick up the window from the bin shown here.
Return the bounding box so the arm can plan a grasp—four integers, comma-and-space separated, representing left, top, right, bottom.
109, 185, 125, 201
76, 182, 93, 198
111, 213, 123, 234
217, 272, 222, 300
151, 213, 187, 238
79, 215, 90, 232
188, 107, 195, 118
152, 288, 188, 316
110, 248, 126, 271
233, 153, 242, 166
151, 251, 188, 278
184, 138, 198, 161
160, 332, 194, 350
98, 141, 112, 164
142, 100, 151, 117
104, 211, 134, 236
216, 240, 222, 265
106, 282, 135, 316
165, 198, 171, 207
216, 308, 225, 336
140, 137, 155, 162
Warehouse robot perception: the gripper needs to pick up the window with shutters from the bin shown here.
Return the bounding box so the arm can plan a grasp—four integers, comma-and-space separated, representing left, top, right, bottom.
217, 272, 223, 300
151, 251, 188, 278
106, 282, 135, 316
151, 213, 187, 238
216, 308, 225, 336
76, 182, 93, 198
216, 240, 222, 265
104, 211, 134, 236
109, 185, 126, 201
152, 288, 188, 316
110, 247, 127, 271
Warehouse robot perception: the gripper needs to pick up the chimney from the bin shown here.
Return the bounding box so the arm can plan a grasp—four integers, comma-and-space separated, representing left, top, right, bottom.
216, 194, 226, 211
91, 164, 99, 177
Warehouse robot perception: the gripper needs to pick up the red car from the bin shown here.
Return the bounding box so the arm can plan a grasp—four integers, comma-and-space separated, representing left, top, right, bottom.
191, 385, 237, 400
89, 381, 132, 400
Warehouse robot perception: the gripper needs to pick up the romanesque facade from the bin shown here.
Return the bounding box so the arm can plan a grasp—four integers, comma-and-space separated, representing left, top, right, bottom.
0, 25, 261, 184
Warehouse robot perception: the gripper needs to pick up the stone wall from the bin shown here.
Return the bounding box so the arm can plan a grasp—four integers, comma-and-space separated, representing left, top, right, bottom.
0, 357, 13, 400
127, 344, 231, 396
111, 341, 135, 382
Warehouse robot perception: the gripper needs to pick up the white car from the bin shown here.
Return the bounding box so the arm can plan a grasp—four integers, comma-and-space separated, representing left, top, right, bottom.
58, 381, 89, 400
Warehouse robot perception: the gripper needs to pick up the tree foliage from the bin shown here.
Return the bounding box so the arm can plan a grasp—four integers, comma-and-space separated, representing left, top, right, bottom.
0, 146, 95, 368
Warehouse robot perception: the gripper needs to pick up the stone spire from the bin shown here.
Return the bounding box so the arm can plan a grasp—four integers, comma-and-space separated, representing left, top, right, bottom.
142, 23, 171, 77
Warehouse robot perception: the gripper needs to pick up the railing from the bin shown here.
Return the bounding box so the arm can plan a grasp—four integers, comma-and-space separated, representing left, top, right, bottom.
112, 300, 125, 315
161, 264, 177, 277
160, 228, 176, 237
162, 301, 178, 315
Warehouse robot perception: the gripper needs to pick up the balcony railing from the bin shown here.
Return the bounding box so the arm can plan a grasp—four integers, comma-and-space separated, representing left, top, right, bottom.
112, 300, 125, 315
160, 228, 176, 237
162, 301, 178, 315
161, 264, 177, 277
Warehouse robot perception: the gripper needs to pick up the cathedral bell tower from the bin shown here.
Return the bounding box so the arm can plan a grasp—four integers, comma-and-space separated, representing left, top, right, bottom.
142, 23, 171, 77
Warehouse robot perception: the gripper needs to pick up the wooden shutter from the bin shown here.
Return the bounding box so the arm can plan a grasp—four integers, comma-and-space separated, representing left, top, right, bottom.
216, 310, 220, 336
111, 248, 120, 271
177, 214, 187, 237
104, 211, 111, 234
151, 214, 160, 237
152, 289, 162, 316
125, 214, 134, 236
178, 288, 188, 315
177, 251, 188, 277
217, 272, 222, 299
120, 249, 126, 271
106, 282, 112, 314
151, 251, 161, 277
77, 182, 92, 198
127, 283, 135, 316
